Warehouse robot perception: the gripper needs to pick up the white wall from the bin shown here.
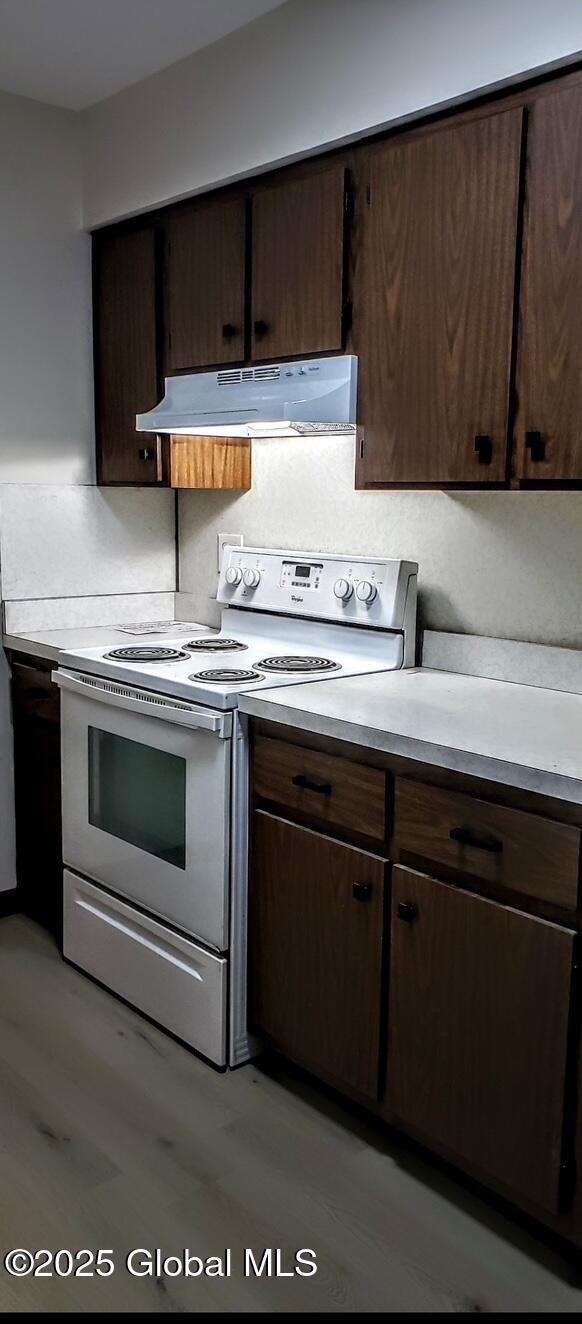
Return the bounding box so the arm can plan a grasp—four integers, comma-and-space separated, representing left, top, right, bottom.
179, 438, 582, 650
83, 0, 582, 227
0, 90, 94, 483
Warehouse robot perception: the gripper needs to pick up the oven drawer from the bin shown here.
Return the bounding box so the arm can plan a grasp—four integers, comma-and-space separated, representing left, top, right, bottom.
393, 779, 581, 910
253, 734, 386, 840
63, 871, 227, 1064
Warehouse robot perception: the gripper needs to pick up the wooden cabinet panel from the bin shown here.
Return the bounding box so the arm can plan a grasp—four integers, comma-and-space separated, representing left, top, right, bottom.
249, 811, 387, 1098
94, 227, 162, 485
251, 166, 346, 361
11, 659, 62, 938
253, 734, 386, 840
354, 108, 524, 486
394, 778, 581, 910
387, 866, 575, 1212
515, 83, 582, 481
169, 436, 251, 489
165, 198, 246, 371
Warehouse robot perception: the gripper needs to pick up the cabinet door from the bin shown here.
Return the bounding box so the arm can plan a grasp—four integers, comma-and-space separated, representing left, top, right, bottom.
11, 661, 62, 938
251, 166, 346, 361
515, 83, 582, 481
249, 811, 387, 1098
387, 866, 575, 1213
94, 227, 162, 485
355, 109, 524, 485
165, 198, 246, 371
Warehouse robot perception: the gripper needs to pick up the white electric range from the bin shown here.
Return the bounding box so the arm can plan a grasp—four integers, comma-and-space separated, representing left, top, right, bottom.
56, 548, 417, 1069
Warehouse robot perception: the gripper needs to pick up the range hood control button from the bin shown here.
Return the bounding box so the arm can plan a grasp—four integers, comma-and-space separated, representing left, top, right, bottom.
243, 568, 261, 589
356, 579, 377, 604
225, 567, 242, 586
334, 577, 353, 602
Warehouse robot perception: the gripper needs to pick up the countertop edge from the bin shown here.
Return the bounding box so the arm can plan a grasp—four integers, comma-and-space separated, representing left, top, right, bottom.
238, 693, 582, 807
3, 634, 61, 663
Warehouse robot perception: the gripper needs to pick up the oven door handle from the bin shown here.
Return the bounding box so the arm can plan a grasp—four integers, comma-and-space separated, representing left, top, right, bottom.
53, 668, 232, 738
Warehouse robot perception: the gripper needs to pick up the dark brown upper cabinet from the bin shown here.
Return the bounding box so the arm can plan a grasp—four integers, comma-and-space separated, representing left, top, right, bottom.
515, 82, 582, 483
251, 165, 347, 362
94, 226, 162, 485
165, 197, 246, 372
354, 108, 524, 487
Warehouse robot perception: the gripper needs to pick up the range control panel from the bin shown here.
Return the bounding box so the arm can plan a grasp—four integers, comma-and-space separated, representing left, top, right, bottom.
218, 547, 418, 632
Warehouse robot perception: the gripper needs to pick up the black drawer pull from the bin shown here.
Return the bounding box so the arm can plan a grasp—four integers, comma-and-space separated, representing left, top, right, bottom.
138, 447, 155, 462
525, 430, 546, 462
397, 901, 418, 923
253, 319, 270, 337
353, 882, 372, 902
291, 773, 332, 796
450, 826, 503, 853
474, 434, 493, 465
222, 322, 240, 339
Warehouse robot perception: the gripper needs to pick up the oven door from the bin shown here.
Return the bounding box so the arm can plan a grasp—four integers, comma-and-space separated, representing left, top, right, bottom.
56, 669, 232, 951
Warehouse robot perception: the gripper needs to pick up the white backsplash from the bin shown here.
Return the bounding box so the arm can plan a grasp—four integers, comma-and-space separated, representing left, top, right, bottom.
4, 592, 176, 634
179, 433, 582, 648
0, 486, 175, 601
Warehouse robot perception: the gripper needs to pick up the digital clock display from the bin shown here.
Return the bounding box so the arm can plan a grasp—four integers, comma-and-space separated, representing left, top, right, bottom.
294, 565, 311, 578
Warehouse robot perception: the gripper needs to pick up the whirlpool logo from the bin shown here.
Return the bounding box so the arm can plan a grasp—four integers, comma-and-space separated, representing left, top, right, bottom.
291, 595, 304, 604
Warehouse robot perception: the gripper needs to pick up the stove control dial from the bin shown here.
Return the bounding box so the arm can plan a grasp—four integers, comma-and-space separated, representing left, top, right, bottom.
225, 566, 242, 586
356, 579, 377, 605
243, 567, 261, 589
333, 577, 353, 602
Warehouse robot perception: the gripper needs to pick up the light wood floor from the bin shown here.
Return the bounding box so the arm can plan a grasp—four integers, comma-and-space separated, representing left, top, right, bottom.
1, 916, 582, 1313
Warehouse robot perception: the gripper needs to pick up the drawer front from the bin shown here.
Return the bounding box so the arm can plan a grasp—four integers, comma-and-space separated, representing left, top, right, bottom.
63, 871, 227, 1064
253, 734, 386, 840
394, 779, 580, 910
12, 661, 60, 725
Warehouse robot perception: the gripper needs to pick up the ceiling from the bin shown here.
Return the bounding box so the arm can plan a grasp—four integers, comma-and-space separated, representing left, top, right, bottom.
0, 0, 286, 110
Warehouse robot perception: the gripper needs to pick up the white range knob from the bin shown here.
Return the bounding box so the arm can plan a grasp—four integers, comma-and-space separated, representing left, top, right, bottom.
356, 579, 377, 605
333, 577, 353, 602
225, 566, 242, 586
243, 567, 261, 589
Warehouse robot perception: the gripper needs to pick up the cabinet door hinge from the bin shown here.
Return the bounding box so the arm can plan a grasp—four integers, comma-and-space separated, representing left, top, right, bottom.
365, 183, 372, 206
359, 436, 365, 461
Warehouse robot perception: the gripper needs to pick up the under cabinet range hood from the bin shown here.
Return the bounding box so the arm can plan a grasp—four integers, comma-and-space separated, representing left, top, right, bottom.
136, 355, 357, 438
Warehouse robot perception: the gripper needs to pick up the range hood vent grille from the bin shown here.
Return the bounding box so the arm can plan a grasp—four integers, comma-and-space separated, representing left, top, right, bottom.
217, 365, 281, 386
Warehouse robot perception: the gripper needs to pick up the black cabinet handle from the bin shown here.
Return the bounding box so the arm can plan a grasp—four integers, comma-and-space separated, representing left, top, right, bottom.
397, 901, 418, 923
353, 882, 372, 902
253, 319, 270, 338
138, 447, 155, 462
291, 773, 332, 796
222, 322, 240, 339
525, 430, 546, 462
474, 434, 493, 465
450, 826, 503, 853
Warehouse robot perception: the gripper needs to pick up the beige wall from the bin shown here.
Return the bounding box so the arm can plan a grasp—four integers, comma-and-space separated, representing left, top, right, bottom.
83, 0, 582, 228
179, 436, 582, 649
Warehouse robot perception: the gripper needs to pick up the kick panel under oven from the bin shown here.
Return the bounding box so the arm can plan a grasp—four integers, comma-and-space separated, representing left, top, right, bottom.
56, 669, 232, 951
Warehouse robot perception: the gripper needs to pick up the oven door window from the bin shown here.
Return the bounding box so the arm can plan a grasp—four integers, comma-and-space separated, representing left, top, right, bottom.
88, 727, 186, 869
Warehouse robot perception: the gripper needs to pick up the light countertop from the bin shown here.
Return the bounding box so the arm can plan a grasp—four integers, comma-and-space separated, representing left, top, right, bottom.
238, 668, 582, 806
3, 623, 207, 664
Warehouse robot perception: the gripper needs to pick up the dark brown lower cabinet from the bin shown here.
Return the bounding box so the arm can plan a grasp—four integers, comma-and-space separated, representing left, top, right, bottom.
387, 865, 576, 1213
249, 810, 388, 1099
11, 657, 62, 939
